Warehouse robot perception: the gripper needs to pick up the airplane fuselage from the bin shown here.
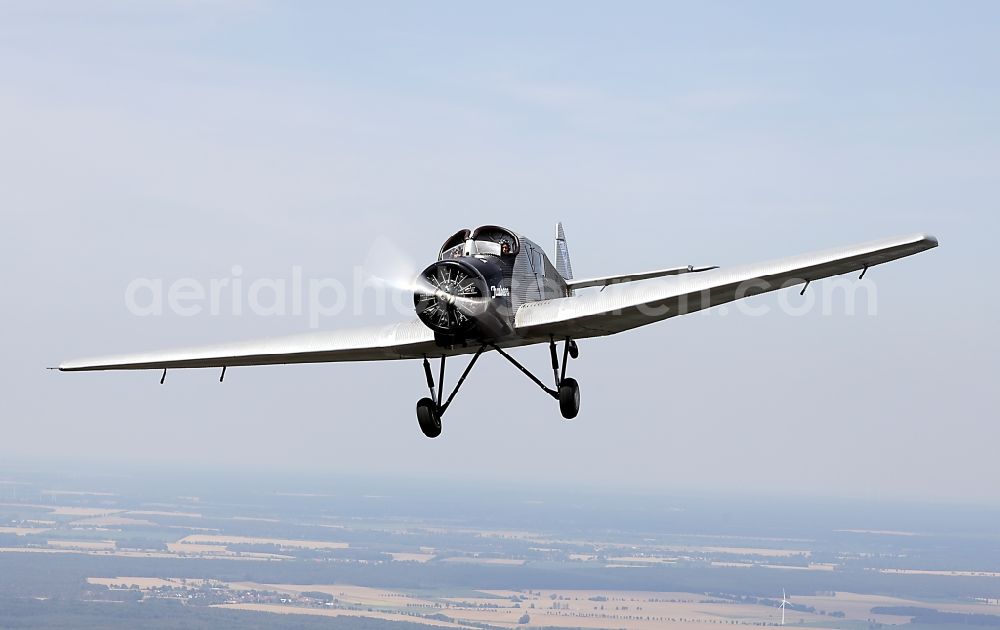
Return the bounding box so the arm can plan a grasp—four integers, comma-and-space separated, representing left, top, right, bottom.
413, 225, 568, 347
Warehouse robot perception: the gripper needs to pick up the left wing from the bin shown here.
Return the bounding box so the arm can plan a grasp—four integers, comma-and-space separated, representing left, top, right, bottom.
515, 233, 938, 341
58, 319, 458, 372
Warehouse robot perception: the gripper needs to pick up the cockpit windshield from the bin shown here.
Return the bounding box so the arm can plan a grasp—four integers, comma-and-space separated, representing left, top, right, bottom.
474, 241, 502, 256
441, 243, 465, 260
438, 225, 519, 260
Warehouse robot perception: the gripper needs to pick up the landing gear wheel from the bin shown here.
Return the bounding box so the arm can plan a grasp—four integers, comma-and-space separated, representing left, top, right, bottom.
416, 397, 442, 438
558, 378, 580, 420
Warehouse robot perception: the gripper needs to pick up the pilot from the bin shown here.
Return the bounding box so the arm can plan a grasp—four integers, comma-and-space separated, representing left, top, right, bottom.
500, 240, 511, 255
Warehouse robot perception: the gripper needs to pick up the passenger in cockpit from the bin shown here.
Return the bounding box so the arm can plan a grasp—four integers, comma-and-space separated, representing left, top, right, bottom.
500, 240, 511, 255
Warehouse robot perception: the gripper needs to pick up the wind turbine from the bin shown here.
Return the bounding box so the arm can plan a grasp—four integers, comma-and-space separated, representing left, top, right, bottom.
780, 588, 790, 626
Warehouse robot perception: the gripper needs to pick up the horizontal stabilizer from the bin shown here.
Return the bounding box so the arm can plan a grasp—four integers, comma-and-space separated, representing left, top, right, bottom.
565, 265, 718, 290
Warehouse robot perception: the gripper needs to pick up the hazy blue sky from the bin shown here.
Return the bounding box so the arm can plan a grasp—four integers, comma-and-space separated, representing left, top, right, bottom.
2, 2, 997, 503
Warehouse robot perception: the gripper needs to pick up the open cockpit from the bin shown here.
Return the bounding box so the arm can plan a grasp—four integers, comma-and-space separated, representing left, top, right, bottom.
438, 225, 520, 260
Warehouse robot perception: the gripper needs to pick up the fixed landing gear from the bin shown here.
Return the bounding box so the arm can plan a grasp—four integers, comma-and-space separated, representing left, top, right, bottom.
416, 348, 486, 439
415, 398, 441, 438
415, 337, 580, 437
558, 377, 580, 419
550, 336, 580, 419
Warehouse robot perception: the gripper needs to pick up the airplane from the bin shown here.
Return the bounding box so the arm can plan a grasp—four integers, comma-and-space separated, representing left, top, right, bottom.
58, 224, 938, 438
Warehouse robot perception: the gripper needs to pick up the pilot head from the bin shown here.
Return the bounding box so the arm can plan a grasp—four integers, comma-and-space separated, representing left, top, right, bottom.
500, 240, 511, 255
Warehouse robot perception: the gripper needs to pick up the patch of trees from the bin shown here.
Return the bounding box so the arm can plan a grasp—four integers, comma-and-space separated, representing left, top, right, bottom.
116, 538, 168, 551
871, 607, 1000, 627
0, 533, 24, 547
0, 596, 456, 630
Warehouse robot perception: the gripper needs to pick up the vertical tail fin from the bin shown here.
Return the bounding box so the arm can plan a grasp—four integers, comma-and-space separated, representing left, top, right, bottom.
554, 221, 573, 280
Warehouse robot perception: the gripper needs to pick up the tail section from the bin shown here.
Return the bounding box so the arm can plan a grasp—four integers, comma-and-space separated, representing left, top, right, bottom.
554, 221, 574, 280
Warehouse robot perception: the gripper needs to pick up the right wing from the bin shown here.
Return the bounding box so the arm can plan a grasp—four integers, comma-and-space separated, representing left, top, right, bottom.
515, 233, 938, 341
58, 319, 451, 372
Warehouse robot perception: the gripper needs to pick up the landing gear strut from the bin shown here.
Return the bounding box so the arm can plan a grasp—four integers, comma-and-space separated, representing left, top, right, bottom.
415, 338, 580, 437
417, 346, 487, 438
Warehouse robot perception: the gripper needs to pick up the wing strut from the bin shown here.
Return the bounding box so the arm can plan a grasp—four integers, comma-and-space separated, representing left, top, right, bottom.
440, 347, 486, 414
491, 345, 559, 399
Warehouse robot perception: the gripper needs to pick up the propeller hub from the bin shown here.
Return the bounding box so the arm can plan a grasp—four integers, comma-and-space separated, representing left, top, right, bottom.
435, 288, 457, 305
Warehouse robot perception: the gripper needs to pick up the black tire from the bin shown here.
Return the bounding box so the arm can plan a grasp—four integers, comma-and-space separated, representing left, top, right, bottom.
416, 397, 442, 438
558, 378, 580, 420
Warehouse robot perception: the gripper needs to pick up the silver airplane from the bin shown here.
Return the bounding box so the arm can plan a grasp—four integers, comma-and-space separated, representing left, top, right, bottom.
59, 224, 938, 438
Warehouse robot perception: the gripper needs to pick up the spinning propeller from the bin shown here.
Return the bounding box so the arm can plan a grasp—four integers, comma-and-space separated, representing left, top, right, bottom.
413, 261, 490, 332
362, 236, 489, 334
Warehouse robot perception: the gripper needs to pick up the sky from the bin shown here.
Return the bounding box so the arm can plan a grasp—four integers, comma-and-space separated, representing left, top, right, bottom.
1, 1, 997, 504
